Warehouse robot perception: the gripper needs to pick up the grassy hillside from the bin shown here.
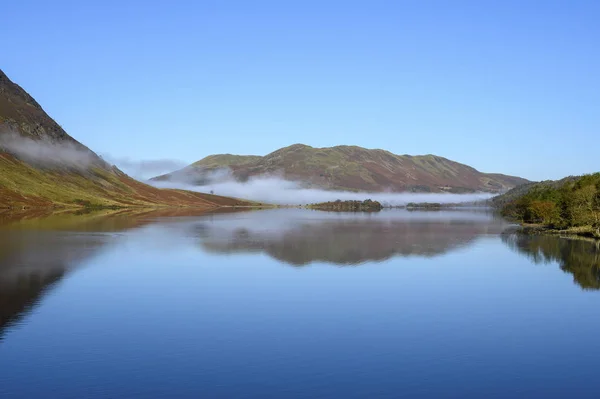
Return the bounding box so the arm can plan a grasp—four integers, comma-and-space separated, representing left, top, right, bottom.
0, 152, 252, 209
192, 154, 262, 168
155, 143, 529, 193
0, 68, 252, 209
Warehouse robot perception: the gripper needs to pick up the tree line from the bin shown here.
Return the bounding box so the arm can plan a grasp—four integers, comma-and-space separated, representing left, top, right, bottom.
498, 173, 600, 237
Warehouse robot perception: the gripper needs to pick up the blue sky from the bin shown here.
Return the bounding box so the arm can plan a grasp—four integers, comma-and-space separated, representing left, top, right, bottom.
1, 0, 598, 181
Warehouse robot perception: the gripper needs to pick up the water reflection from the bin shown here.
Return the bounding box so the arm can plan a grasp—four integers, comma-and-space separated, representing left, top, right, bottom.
1, 209, 599, 398
5, 207, 595, 346
502, 233, 600, 290
0, 208, 209, 340
0, 208, 511, 338
0, 230, 106, 340
191, 209, 511, 265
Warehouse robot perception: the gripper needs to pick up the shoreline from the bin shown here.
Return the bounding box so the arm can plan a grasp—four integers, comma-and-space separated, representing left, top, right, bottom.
512, 223, 600, 240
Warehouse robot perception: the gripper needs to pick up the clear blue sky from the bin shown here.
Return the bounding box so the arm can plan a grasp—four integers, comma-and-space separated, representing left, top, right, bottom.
2, 0, 598, 181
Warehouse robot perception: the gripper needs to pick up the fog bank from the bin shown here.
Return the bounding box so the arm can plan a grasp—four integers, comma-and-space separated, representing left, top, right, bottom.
0, 131, 97, 168
150, 175, 495, 206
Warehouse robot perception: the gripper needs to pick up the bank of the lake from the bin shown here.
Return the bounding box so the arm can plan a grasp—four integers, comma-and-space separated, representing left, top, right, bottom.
493, 172, 600, 239
511, 223, 600, 240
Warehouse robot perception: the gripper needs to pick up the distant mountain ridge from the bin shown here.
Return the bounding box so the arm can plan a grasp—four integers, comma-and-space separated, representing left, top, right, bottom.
154, 144, 529, 193
0, 69, 251, 208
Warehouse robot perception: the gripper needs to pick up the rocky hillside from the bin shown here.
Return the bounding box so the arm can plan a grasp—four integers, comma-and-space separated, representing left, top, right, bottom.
154, 144, 529, 193
0, 69, 251, 209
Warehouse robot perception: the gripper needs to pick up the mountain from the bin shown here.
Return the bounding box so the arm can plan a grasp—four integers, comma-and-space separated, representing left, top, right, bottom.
153, 144, 529, 193
0, 69, 251, 209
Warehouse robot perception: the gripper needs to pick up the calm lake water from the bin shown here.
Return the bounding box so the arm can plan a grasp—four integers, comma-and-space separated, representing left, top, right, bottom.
0, 208, 599, 398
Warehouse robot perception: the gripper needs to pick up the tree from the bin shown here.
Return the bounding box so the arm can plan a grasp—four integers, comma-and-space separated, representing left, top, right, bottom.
593, 188, 600, 237
527, 200, 560, 225
570, 185, 597, 226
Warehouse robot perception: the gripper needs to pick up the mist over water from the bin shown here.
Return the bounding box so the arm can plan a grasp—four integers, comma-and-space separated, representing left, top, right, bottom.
150, 174, 496, 206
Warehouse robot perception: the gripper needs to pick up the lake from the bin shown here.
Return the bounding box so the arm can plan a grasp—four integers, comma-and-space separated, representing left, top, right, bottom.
0, 208, 599, 398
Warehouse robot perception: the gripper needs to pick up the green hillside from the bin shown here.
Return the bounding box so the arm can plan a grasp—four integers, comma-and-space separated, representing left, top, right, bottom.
0, 68, 251, 209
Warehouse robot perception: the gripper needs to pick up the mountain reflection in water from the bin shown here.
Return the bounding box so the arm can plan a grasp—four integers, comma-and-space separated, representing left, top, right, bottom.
191, 209, 511, 265
0, 231, 107, 340
2, 208, 600, 399
2, 208, 598, 345
0, 208, 198, 341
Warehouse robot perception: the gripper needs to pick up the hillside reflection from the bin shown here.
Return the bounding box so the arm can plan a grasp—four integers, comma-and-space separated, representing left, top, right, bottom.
192, 209, 510, 266
0, 230, 107, 340
0, 208, 218, 341
502, 233, 600, 290
0, 208, 550, 344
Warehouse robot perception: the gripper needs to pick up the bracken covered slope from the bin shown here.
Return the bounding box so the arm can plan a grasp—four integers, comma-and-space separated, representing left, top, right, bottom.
0, 69, 251, 208
155, 144, 529, 193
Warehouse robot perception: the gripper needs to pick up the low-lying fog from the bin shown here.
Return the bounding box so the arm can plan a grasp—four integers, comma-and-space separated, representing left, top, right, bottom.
0, 133, 497, 206
0, 131, 99, 168
149, 174, 495, 206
